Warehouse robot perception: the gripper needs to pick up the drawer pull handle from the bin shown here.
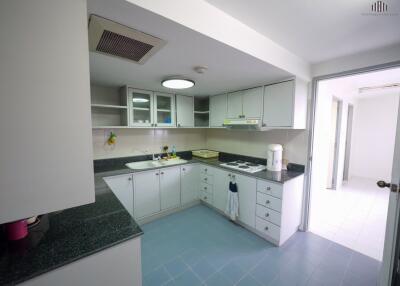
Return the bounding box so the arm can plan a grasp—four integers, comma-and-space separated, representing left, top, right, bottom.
265, 226, 269, 231
204, 178, 207, 181
228, 174, 231, 177
128, 177, 132, 181
156, 173, 159, 176
204, 187, 207, 190
204, 196, 207, 200
265, 213, 269, 217
266, 187, 271, 191
182, 168, 185, 171
161, 172, 164, 175
266, 200, 270, 204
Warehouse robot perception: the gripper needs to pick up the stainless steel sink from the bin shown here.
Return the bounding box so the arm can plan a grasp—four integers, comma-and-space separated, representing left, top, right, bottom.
125, 158, 188, 170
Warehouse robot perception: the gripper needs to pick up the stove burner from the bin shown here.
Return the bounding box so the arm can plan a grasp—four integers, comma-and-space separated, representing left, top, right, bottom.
246, 163, 259, 167
226, 162, 239, 166
235, 160, 245, 164
238, 165, 250, 169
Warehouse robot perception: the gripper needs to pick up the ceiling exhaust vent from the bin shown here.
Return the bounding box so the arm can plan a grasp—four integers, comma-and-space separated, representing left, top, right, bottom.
88, 15, 166, 64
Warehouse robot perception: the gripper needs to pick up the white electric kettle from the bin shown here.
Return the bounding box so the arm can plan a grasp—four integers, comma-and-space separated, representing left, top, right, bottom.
267, 144, 283, 171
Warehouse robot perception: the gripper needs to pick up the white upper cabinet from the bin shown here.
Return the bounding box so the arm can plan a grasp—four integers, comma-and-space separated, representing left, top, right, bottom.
160, 166, 181, 210
134, 170, 161, 218
104, 174, 134, 217
227, 87, 263, 119
227, 91, 244, 118
129, 88, 154, 127
242, 87, 263, 119
154, 92, 176, 127
263, 79, 308, 129
181, 164, 199, 205
210, 94, 227, 127
128, 88, 175, 127
176, 95, 194, 127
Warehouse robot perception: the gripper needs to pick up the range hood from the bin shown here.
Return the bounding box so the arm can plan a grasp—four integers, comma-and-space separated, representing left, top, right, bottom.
223, 118, 265, 130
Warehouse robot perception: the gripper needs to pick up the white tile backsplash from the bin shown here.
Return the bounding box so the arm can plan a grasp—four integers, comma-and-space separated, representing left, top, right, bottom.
92, 128, 309, 164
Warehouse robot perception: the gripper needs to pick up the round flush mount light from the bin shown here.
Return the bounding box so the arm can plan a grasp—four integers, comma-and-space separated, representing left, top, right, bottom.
161, 78, 195, 89
132, 98, 149, 103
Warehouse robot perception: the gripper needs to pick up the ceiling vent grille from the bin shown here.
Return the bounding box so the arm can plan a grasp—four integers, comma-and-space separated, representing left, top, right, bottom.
88, 15, 166, 64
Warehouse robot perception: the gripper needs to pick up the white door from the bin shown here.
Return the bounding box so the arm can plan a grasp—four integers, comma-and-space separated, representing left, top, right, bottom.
380, 99, 400, 286
134, 170, 160, 218
176, 95, 194, 127
235, 173, 257, 227
104, 174, 134, 217
227, 91, 243, 119
263, 80, 294, 127
160, 166, 181, 210
129, 88, 154, 127
210, 94, 227, 127
213, 168, 229, 212
154, 92, 175, 127
181, 164, 199, 205
243, 87, 263, 119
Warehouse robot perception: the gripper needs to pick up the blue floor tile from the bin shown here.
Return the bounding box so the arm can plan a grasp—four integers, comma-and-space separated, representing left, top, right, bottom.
173, 270, 202, 286
140, 205, 379, 286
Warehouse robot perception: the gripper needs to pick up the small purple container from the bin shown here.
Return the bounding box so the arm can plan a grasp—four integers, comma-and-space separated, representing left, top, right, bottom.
6, 219, 28, 240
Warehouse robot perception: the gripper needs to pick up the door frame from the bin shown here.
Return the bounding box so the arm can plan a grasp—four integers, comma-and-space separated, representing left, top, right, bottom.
302, 60, 400, 286
343, 104, 354, 181
328, 98, 343, 190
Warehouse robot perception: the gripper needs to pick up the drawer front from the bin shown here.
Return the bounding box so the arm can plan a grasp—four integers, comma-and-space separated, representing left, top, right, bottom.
256, 204, 281, 226
201, 165, 214, 176
201, 182, 213, 194
257, 180, 283, 199
256, 192, 282, 212
256, 217, 280, 241
201, 173, 214, 185
200, 190, 213, 204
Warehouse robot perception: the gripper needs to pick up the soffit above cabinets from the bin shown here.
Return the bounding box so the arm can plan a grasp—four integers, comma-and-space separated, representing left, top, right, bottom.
87, 0, 293, 96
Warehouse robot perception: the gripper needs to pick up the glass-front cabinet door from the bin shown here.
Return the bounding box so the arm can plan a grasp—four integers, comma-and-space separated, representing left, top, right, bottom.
129, 88, 154, 127
154, 92, 175, 127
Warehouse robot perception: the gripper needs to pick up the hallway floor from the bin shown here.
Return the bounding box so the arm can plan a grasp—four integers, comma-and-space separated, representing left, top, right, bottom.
309, 177, 390, 260
141, 204, 380, 286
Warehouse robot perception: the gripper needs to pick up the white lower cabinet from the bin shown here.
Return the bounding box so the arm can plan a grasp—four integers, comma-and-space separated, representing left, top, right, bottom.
181, 164, 199, 205
160, 167, 181, 210
104, 174, 134, 217
235, 173, 257, 228
212, 168, 229, 212
133, 170, 161, 219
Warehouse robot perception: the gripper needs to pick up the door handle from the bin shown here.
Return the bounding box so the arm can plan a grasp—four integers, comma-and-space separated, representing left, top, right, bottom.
377, 181, 399, 193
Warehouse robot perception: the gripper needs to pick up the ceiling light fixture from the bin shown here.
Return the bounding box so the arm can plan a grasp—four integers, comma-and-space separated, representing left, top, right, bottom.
132, 98, 149, 103
162, 78, 195, 89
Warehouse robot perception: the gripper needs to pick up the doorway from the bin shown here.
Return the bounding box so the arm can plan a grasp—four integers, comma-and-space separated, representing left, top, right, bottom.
306, 65, 400, 285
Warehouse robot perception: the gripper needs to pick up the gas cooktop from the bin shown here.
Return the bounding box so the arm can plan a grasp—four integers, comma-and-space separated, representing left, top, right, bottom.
220, 160, 266, 173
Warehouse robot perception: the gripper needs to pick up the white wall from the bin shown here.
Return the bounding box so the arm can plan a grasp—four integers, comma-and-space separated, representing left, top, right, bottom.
206, 129, 308, 165
312, 43, 400, 77
349, 93, 399, 181
93, 129, 207, 159
0, 0, 95, 224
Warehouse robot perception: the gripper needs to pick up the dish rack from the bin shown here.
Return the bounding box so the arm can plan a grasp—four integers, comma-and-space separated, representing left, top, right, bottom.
192, 150, 219, 159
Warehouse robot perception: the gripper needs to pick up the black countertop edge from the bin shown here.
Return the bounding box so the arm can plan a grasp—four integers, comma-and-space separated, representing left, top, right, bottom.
94, 152, 305, 184
0, 173, 143, 286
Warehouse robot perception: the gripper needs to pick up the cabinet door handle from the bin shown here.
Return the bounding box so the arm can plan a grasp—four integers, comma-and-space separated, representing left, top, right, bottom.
265, 213, 269, 217
266, 200, 270, 204
161, 172, 164, 175
182, 168, 185, 171
262, 123, 266, 127
154, 123, 157, 127
265, 226, 269, 231
156, 173, 159, 176
204, 196, 207, 200
178, 124, 181, 127
128, 177, 132, 181
204, 187, 207, 190
228, 174, 231, 177
204, 177, 207, 181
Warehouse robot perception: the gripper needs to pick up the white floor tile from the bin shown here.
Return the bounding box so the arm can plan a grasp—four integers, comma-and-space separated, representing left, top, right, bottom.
310, 177, 390, 261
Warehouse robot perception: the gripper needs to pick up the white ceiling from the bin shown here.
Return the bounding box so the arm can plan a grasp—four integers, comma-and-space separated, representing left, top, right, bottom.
87, 0, 292, 96
205, 0, 400, 64
319, 67, 400, 100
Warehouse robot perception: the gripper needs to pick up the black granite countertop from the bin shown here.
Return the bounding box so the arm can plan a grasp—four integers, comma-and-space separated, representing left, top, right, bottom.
0, 171, 143, 286
93, 151, 305, 184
